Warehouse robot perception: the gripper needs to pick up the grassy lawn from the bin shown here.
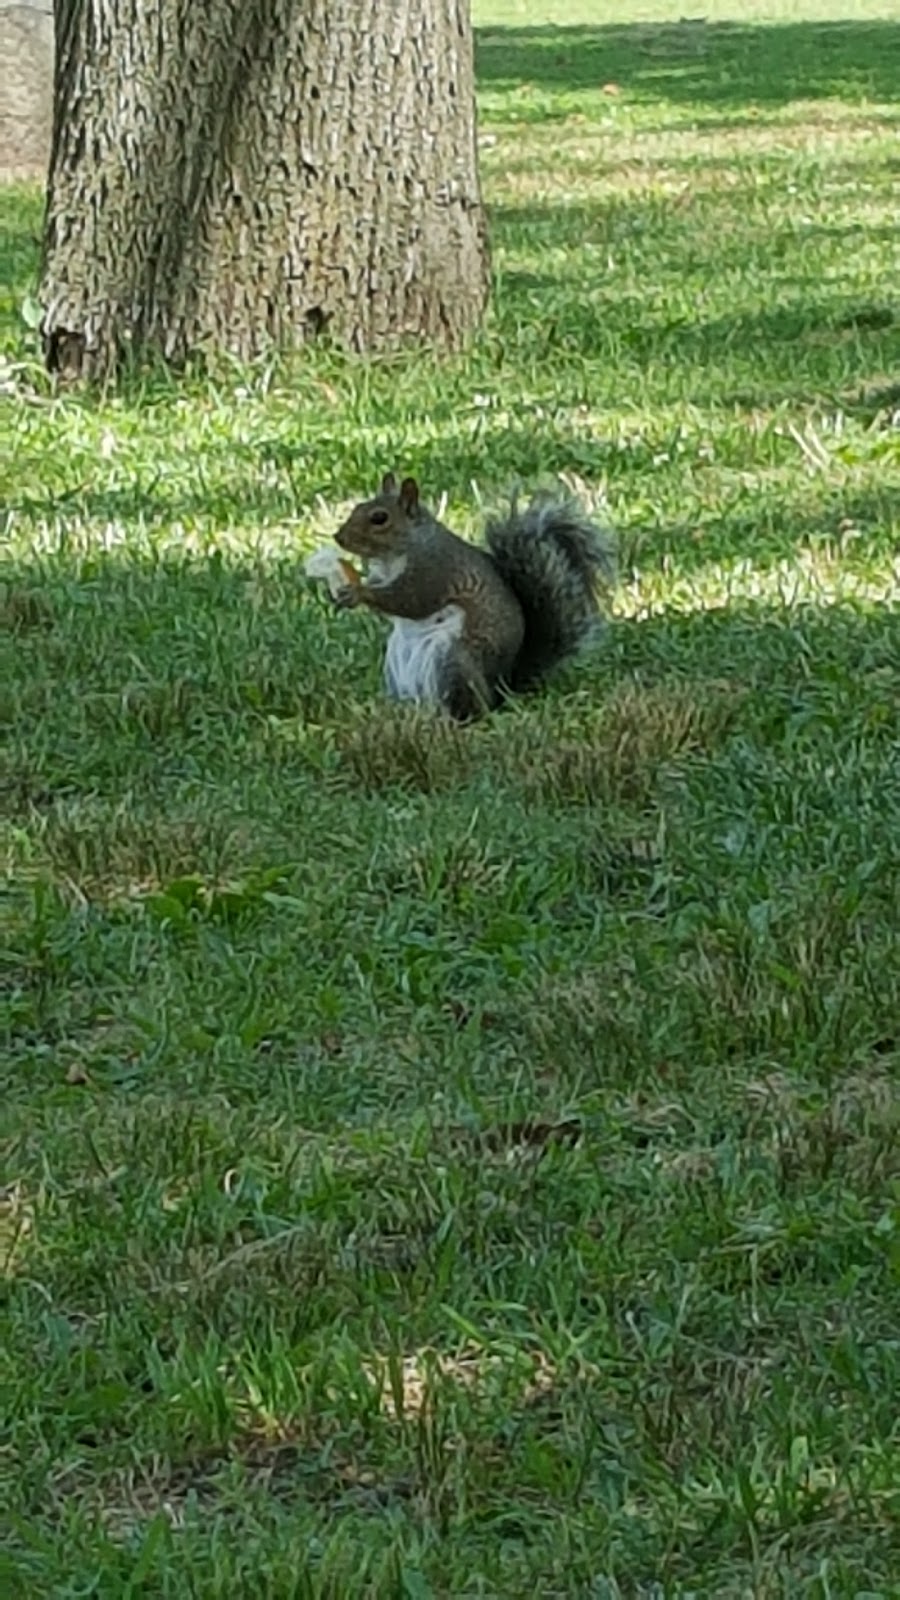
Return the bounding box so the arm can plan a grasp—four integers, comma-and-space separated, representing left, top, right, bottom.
3, 2, 900, 1593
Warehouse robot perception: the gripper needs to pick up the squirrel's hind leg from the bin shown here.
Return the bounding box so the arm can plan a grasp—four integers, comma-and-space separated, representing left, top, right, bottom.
437, 646, 496, 723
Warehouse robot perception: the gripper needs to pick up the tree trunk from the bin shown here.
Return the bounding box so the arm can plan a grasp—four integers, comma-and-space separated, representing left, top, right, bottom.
41, 0, 489, 381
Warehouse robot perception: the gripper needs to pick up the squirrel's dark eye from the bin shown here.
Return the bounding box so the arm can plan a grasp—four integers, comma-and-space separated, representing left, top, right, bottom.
370, 509, 389, 526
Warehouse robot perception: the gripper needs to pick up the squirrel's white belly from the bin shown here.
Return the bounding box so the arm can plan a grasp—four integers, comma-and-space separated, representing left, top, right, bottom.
384, 607, 466, 705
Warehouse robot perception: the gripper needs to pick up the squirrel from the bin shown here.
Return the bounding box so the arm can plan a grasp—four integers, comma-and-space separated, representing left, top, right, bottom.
331, 473, 616, 722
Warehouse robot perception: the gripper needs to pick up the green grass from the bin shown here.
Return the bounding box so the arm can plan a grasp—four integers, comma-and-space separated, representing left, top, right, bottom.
2, 2, 900, 1593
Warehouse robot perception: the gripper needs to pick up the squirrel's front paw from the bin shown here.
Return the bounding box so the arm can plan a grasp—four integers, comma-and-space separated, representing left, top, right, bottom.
334, 583, 362, 611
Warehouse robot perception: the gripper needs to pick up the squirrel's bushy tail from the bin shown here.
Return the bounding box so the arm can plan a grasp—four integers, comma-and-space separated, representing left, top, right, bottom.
484, 489, 617, 692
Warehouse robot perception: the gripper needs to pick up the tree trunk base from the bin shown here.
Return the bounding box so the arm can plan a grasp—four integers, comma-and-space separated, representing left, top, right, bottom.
41, 0, 489, 381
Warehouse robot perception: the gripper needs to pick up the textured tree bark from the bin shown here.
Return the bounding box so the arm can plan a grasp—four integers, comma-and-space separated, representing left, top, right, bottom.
41, 0, 489, 380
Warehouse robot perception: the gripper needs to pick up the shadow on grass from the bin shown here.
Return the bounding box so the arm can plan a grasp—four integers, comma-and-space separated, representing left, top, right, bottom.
488, 175, 899, 412
475, 18, 900, 110
494, 258, 898, 357
3, 541, 897, 811
5, 544, 896, 1144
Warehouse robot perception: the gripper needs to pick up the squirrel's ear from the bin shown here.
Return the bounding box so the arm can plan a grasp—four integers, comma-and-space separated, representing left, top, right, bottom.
380, 472, 397, 496
399, 477, 419, 514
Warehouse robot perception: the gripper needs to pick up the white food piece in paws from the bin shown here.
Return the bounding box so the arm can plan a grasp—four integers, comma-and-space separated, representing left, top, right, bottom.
303, 544, 359, 598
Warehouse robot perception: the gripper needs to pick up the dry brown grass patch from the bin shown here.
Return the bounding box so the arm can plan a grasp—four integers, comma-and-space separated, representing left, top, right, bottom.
359, 1343, 559, 1424
30, 806, 260, 902
498, 679, 740, 806
0, 1181, 36, 1277
1, 581, 55, 633
334, 703, 475, 793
